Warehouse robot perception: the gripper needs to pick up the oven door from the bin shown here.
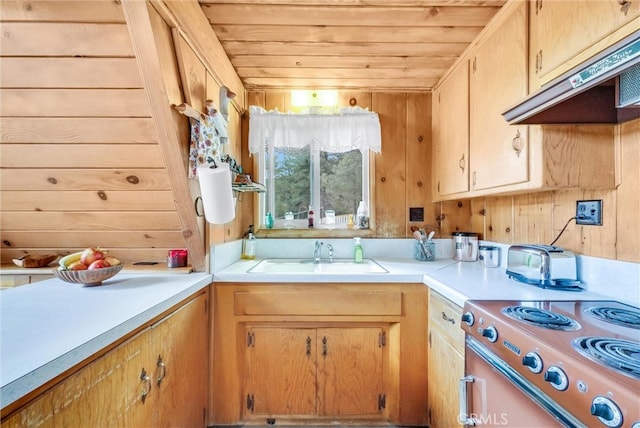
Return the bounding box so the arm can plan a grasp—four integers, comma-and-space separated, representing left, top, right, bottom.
460, 336, 585, 427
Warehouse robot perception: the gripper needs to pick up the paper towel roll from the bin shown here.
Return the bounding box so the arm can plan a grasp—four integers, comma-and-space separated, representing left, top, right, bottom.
197, 163, 235, 224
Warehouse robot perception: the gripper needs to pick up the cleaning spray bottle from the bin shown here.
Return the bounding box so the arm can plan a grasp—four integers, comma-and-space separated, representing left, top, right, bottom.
353, 237, 363, 263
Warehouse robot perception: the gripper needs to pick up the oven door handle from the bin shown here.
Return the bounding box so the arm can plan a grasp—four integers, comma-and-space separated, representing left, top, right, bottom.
459, 375, 477, 426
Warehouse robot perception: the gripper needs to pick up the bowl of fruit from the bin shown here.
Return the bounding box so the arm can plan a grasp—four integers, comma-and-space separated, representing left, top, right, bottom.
54, 247, 123, 286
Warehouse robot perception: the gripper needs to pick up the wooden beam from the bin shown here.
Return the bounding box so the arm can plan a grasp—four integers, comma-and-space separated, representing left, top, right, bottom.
121, 0, 207, 272
151, 0, 245, 107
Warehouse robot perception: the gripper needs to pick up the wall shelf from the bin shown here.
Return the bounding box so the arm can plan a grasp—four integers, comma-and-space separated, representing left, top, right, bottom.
232, 182, 265, 193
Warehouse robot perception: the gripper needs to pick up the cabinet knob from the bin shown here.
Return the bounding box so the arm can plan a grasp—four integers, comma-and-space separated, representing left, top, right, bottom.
618, 0, 631, 15
512, 129, 523, 157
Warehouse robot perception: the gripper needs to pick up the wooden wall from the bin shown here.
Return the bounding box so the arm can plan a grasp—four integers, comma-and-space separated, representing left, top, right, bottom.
0, 1, 184, 265
438, 119, 640, 264
245, 90, 435, 239
0, 0, 244, 271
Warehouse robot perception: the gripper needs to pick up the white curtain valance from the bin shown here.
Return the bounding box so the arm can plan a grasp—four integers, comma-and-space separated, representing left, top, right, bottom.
248, 105, 382, 155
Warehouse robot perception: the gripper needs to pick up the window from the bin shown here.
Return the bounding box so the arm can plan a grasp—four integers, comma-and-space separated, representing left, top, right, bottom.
259, 144, 369, 229
248, 101, 381, 230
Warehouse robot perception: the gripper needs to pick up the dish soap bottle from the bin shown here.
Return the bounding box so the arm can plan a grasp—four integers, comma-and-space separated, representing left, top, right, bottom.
241, 225, 256, 260
353, 237, 363, 263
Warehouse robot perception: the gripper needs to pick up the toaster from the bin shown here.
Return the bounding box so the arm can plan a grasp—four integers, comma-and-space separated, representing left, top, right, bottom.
506, 245, 581, 290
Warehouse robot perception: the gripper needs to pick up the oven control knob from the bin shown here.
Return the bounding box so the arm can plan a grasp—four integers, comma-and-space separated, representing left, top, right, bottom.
543, 366, 568, 391
591, 396, 622, 427
522, 352, 543, 374
481, 326, 498, 343
461, 312, 475, 326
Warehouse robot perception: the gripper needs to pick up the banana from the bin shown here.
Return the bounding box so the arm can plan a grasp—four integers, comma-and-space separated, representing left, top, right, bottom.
58, 251, 84, 270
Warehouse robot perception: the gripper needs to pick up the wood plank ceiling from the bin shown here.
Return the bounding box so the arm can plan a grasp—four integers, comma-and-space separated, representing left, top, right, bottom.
198, 0, 506, 92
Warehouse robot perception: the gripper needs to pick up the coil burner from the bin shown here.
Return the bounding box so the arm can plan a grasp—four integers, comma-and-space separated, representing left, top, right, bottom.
585, 306, 640, 330
502, 305, 581, 331
573, 336, 640, 379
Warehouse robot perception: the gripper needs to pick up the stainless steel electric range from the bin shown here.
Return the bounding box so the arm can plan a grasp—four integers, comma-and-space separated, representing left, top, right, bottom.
459, 300, 640, 427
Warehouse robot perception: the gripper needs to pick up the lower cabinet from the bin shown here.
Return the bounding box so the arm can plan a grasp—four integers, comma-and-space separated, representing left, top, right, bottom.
3, 289, 209, 428
427, 289, 465, 428
245, 326, 384, 418
211, 283, 429, 426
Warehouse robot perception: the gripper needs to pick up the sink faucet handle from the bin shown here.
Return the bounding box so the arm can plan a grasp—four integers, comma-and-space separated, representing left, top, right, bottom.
326, 244, 334, 262
314, 240, 324, 262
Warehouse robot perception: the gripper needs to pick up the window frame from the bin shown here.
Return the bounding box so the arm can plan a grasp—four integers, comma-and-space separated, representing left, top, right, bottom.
257, 144, 371, 231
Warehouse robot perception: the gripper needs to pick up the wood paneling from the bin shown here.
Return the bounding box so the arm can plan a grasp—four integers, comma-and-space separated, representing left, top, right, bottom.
199, 1, 504, 91
616, 119, 640, 261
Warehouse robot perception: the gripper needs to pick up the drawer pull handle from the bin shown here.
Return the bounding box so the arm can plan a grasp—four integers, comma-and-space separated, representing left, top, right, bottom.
306, 336, 312, 357
442, 311, 456, 324
156, 355, 167, 386
140, 368, 152, 403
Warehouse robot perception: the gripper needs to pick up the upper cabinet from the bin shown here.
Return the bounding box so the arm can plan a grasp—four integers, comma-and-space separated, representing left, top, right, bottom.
432, 0, 620, 202
529, 0, 640, 90
432, 59, 470, 199
469, 1, 529, 192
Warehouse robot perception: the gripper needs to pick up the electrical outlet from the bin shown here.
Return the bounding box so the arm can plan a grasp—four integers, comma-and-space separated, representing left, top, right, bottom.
576, 200, 603, 226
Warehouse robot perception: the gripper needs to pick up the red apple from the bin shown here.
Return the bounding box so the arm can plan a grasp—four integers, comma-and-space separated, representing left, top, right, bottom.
68, 261, 88, 271
81, 247, 104, 266
88, 259, 110, 270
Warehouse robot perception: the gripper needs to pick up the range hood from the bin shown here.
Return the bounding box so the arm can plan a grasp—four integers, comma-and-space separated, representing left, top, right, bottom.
503, 30, 640, 125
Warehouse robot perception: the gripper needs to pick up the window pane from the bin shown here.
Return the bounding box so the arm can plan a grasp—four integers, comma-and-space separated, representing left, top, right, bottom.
320, 149, 362, 219
272, 146, 310, 219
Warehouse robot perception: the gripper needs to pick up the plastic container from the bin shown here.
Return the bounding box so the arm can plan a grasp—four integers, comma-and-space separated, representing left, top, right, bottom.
241, 225, 256, 260
353, 237, 364, 263
356, 201, 369, 229
265, 212, 274, 229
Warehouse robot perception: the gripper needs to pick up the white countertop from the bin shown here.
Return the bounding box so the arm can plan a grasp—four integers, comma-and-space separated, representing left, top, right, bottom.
423, 261, 614, 307
0, 272, 212, 410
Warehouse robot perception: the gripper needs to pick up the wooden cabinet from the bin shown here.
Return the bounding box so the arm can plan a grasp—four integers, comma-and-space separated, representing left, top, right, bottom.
432, 59, 470, 198
427, 290, 464, 428
469, 1, 529, 191
245, 326, 384, 417
3, 290, 209, 428
529, 0, 640, 90
211, 283, 429, 426
432, 0, 617, 202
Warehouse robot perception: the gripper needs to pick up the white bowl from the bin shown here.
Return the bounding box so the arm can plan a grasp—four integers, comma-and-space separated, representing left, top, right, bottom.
53, 264, 123, 286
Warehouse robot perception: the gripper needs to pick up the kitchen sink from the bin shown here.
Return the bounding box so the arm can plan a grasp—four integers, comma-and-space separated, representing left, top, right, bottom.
247, 258, 389, 274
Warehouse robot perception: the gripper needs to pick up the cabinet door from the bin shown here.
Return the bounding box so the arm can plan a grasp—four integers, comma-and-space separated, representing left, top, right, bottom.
318, 327, 384, 416
432, 60, 469, 198
152, 293, 209, 428
470, 1, 529, 191
245, 327, 317, 416
427, 329, 464, 428
530, 0, 640, 89
51, 328, 153, 428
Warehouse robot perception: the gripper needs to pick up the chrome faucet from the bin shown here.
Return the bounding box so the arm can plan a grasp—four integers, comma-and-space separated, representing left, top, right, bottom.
326, 244, 334, 263
314, 240, 323, 263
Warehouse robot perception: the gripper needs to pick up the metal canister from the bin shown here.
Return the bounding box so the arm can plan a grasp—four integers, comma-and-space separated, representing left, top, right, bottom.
479, 245, 500, 268
452, 232, 479, 261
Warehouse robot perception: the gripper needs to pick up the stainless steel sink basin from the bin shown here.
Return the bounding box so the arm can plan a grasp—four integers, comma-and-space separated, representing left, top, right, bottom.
247, 258, 388, 274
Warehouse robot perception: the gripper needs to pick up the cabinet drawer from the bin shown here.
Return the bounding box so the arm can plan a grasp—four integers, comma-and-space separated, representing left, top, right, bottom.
429, 291, 464, 350
235, 290, 402, 316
